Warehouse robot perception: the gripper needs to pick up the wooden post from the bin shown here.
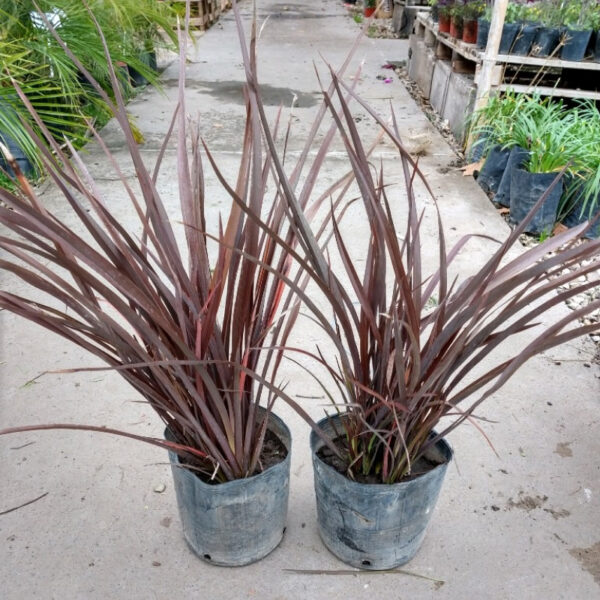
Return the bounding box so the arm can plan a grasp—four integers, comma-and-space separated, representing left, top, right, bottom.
467, 0, 508, 149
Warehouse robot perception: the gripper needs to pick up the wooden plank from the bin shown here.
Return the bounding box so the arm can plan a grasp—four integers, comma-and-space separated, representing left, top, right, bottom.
497, 84, 600, 100
496, 53, 600, 71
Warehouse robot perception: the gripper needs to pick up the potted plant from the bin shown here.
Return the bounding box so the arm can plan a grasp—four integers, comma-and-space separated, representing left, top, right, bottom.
591, 3, 600, 61
560, 0, 594, 61
364, 0, 376, 18
429, 0, 440, 23
531, 0, 564, 57
498, 1, 525, 54
561, 100, 600, 238
438, 0, 454, 33
476, 0, 492, 48
479, 91, 545, 207
462, 0, 485, 44
0, 0, 176, 184
449, 1, 464, 38
509, 100, 575, 234
0, 2, 343, 566
274, 73, 600, 569
470, 89, 529, 196
510, 2, 541, 56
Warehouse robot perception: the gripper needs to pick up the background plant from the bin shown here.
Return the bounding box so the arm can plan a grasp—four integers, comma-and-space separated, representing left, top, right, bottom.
276, 76, 600, 484
470, 91, 600, 221
0, 0, 176, 177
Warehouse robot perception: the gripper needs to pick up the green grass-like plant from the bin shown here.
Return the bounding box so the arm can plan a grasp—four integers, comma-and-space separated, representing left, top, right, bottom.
0, 0, 176, 177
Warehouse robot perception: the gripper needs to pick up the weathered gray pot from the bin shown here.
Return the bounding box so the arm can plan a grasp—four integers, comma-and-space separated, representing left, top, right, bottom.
310, 415, 452, 570
166, 410, 291, 566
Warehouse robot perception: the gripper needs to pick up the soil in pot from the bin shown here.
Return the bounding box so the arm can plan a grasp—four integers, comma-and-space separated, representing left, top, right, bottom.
477, 145, 511, 194
560, 29, 592, 61
310, 416, 452, 570
499, 22, 520, 53
317, 437, 443, 484
463, 19, 478, 44
511, 23, 539, 55
477, 18, 490, 48
439, 14, 451, 34
531, 26, 561, 57
166, 411, 291, 566
495, 146, 530, 207
509, 168, 563, 234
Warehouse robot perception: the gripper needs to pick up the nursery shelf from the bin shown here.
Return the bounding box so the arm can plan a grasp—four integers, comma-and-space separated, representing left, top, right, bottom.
411, 13, 600, 119
416, 14, 600, 75
159, 0, 228, 30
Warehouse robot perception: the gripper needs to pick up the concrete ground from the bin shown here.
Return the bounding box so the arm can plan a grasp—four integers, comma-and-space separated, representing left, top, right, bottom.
1, 1, 599, 598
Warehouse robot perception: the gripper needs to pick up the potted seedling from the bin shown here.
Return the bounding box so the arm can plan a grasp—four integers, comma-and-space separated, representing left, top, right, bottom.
510, 2, 541, 56
438, 0, 454, 33
471, 90, 528, 196
487, 93, 549, 207
271, 72, 600, 570
429, 0, 440, 23
498, 1, 525, 54
591, 4, 600, 61
449, 2, 464, 39
561, 101, 600, 238
476, 0, 492, 48
364, 0, 376, 18
531, 0, 564, 57
560, 0, 594, 61
462, 0, 484, 44
509, 100, 575, 235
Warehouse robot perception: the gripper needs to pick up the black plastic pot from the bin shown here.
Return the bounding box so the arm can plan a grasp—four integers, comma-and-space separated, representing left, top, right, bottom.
0, 132, 34, 178
128, 50, 158, 87
310, 415, 452, 570
467, 134, 489, 163
560, 29, 592, 62
431, 5, 439, 23
511, 23, 539, 56
477, 18, 490, 49
531, 26, 561, 57
499, 22, 520, 53
509, 168, 563, 234
495, 146, 530, 207
0, 98, 35, 177
1, 117, 33, 180
166, 410, 291, 566
563, 189, 600, 239
477, 145, 511, 194
594, 31, 600, 62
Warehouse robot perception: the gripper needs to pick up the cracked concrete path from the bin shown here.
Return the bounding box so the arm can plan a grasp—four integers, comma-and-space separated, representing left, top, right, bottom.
1, 1, 599, 598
